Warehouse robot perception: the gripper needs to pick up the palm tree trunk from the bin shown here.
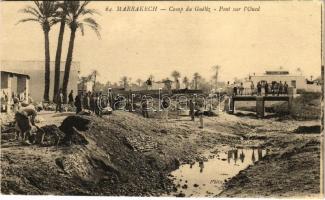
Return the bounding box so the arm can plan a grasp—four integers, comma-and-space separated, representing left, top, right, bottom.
53, 18, 66, 102
43, 30, 50, 102
93, 74, 96, 91
62, 29, 76, 103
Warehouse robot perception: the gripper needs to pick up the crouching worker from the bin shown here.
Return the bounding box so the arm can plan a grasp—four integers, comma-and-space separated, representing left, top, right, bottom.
14, 106, 38, 145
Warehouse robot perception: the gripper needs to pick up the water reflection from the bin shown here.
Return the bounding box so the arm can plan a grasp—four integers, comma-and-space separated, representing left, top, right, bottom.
227, 147, 264, 164
199, 161, 204, 173
239, 149, 245, 163
169, 147, 267, 197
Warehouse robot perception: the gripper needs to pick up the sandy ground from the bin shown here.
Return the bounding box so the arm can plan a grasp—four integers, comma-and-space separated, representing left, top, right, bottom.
0, 110, 322, 197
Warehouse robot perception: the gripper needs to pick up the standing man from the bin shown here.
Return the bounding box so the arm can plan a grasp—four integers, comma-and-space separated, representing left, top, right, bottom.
142, 96, 149, 118
95, 92, 103, 117
74, 93, 83, 114
189, 99, 195, 121
233, 82, 238, 96
278, 81, 283, 96
257, 82, 262, 96
83, 92, 90, 110
250, 82, 255, 95
68, 90, 74, 107
284, 81, 289, 95
56, 88, 63, 113
264, 81, 269, 96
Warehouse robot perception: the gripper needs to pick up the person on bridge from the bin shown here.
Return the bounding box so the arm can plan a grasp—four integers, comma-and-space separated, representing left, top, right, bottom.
257, 82, 262, 96
233, 82, 238, 96
250, 82, 255, 95
271, 82, 275, 96
264, 81, 269, 96
239, 82, 244, 95
283, 82, 289, 95
278, 81, 283, 96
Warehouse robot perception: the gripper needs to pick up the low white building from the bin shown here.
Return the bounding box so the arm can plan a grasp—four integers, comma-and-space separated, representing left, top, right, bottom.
1, 60, 80, 102
249, 69, 320, 92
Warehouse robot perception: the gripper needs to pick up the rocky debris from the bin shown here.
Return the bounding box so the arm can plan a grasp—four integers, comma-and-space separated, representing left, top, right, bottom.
42, 102, 75, 112
35, 125, 64, 146
175, 191, 186, 197
125, 135, 158, 152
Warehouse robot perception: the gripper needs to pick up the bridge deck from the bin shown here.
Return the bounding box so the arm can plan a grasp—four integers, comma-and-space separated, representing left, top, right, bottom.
232, 95, 290, 101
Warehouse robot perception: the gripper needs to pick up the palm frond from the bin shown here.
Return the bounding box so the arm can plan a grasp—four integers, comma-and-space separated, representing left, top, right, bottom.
78, 23, 85, 36
77, 1, 90, 16
19, 7, 41, 18
84, 23, 101, 39
83, 17, 100, 29
16, 18, 40, 25
80, 8, 100, 16
49, 18, 62, 26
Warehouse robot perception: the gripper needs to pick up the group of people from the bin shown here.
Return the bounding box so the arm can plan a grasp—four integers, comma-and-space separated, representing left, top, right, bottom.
252, 81, 289, 96
140, 95, 203, 124
230, 81, 289, 96
1, 90, 33, 113
55, 89, 106, 116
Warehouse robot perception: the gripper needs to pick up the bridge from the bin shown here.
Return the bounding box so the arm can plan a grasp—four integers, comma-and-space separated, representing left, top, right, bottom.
226, 88, 294, 117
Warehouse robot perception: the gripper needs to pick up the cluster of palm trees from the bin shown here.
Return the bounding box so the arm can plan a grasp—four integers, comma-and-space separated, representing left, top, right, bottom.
18, 1, 100, 103
170, 70, 201, 90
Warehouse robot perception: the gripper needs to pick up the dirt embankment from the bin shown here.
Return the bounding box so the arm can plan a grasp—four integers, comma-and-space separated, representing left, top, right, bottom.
219, 138, 321, 198
0, 111, 242, 195
1, 111, 322, 197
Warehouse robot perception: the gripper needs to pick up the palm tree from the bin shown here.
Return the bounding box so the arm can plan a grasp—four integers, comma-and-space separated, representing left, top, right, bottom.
120, 76, 129, 89
193, 72, 201, 89
149, 74, 154, 81
62, 1, 101, 102
171, 70, 181, 82
183, 76, 189, 89
18, 1, 60, 102
171, 70, 181, 89
136, 78, 142, 87
53, 1, 68, 102
212, 65, 221, 89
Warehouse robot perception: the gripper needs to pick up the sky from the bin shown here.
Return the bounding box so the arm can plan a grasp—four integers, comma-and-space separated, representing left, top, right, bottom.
0, 1, 323, 84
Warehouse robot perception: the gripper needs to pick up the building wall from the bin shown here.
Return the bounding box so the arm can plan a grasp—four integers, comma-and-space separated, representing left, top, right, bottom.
1, 60, 80, 102
1, 72, 8, 88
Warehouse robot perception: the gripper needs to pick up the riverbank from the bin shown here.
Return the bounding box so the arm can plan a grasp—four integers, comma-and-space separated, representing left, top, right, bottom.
0, 110, 322, 197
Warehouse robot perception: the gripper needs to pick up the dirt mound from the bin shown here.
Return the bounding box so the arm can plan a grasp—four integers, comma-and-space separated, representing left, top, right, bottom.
293, 125, 321, 134
59, 115, 92, 145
